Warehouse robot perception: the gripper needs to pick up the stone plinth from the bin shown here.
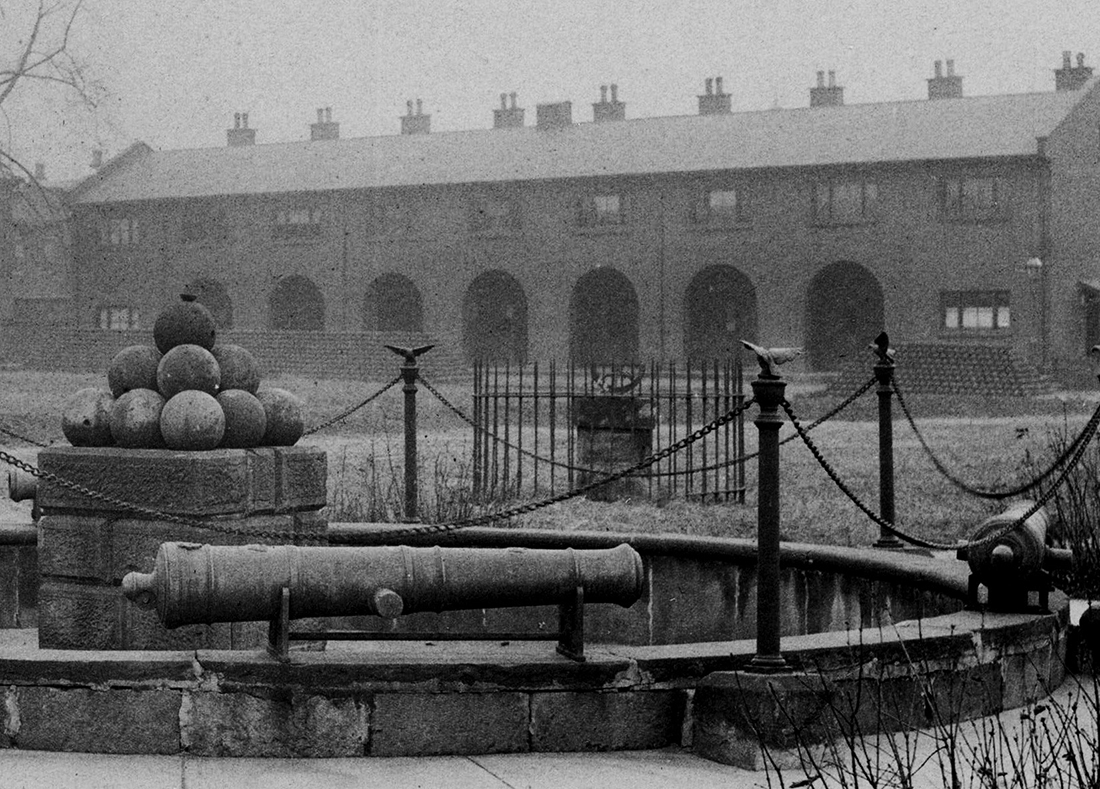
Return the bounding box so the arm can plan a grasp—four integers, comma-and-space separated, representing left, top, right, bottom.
35, 446, 327, 650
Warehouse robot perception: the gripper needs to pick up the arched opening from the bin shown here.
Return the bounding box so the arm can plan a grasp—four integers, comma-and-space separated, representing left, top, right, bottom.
269, 275, 324, 331
683, 265, 758, 360
806, 261, 884, 370
570, 268, 639, 362
463, 271, 528, 362
186, 278, 233, 330
364, 273, 423, 332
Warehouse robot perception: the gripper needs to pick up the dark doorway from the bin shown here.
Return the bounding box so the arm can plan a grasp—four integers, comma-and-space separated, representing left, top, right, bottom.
570, 268, 639, 362
269, 275, 324, 330
364, 273, 424, 332
806, 261, 884, 370
684, 265, 758, 360
463, 270, 528, 362
186, 278, 233, 330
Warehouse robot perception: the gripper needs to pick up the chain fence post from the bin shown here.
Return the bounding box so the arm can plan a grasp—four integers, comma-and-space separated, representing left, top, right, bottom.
385, 344, 434, 523
871, 332, 902, 549
745, 347, 791, 673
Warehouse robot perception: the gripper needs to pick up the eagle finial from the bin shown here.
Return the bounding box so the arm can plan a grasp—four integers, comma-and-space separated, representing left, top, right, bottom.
741, 340, 802, 379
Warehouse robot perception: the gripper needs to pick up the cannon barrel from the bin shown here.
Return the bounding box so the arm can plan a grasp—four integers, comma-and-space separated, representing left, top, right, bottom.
959, 501, 1048, 584
122, 542, 645, 628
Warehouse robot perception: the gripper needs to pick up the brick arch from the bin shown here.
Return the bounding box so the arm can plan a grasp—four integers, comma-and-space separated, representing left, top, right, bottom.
806, 261, 883, 371
364, 273, 423, 332
570, 268, 638, 362
269, 275, 324, 331
463, 270, 527, 363
683, 265, 757, 360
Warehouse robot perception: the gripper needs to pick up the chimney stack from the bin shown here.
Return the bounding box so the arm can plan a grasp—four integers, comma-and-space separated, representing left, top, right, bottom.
810, 69, 844, 107
401, 98, 431, 134
698, 76, 731, 115
90, 150, 103, 170
1055, 51, 1093, 91
536, 101, 573, 130
227, 110, 257, 146
493, 91, 525, 129
310, 107, 340, 140
593, 82, 626, 123
927, 59, 963, 99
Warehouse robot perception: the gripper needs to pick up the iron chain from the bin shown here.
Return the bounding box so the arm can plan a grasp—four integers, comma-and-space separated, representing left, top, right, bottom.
0, 423, 53, 448
302, 374, 403, 436
893, 375, 1098, 500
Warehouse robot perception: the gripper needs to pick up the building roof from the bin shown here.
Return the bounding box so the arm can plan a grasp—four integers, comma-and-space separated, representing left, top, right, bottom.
72, 82, 1096, 205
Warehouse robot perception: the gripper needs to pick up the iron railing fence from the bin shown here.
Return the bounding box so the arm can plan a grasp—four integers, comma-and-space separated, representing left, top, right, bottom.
471, 359, 745, 503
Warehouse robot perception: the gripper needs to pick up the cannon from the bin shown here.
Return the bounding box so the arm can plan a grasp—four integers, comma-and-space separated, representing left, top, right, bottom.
123, 541, 645, 660
957, 501, 1074, 612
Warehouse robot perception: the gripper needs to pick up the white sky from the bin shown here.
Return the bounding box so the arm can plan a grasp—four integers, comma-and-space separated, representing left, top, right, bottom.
4, 0, 1099, 183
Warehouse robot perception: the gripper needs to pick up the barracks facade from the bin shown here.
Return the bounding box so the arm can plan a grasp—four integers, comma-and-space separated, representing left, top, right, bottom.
6, 54, 1100, 379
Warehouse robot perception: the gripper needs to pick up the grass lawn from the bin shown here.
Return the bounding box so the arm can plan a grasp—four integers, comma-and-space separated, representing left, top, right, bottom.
3, 369, 1097, 551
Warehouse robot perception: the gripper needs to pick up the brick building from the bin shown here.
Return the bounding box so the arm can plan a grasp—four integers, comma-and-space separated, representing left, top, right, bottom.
12, 54, 1100, 379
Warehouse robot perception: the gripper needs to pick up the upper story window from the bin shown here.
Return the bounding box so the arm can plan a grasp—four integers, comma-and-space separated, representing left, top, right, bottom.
102, 217, 139, 246
813, 180, 878, 225
273, 207, 323, 241
468, 196, 521, 233
98, 305, 141, 331
182, 205, 229, 244
940, 176, 1008, 222
576, 192, 624, 228
693, 187, 748, 226
942, 290, 1011, 332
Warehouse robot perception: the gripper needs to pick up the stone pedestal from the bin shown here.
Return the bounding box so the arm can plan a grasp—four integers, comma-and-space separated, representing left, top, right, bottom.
693, 670, 836, 770
35, 446, 327, 650
574, 396, 653, 501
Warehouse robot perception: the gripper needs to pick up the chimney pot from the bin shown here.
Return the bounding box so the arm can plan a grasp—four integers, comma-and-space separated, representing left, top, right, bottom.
510, 91, 517, 109
946, 59, 955, 77
1078, 52, 1086, 67
934, 60, 943, 78
705, 77, 714, 95
828, 70, 836, 87
406, 100, 413, 116
715, 76, 724, 94
242, 112, 249, 128
500, 92, 507, 109
816, 70, 825, 87
610, 83, 618, 102
326, 107, 333, 122
1064, 50, 1073, 68
600, 84, 608, 102
316, 108, 324, 123
233, 113, 241, 129
416, 98, 423, 115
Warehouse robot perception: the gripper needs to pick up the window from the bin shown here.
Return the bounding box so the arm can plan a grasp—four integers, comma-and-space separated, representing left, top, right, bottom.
182, 205, 229, 244
940, 176, 1008, 222
98, 306, 141, 330
813, 181, 878, 225
272, 207, 323, 240
693, 187, 748, 226
468, 196, 521, 233
576, 192, 624, 227
942, 291, 1011, 332
101, 217, 139, 246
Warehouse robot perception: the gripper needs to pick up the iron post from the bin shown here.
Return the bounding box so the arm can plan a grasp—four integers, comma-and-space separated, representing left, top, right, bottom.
749, 372, 789, 673
872, 332, 902, 549
385, 344, 434, 523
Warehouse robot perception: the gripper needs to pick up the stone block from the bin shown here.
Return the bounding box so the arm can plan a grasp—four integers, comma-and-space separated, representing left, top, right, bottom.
182, 690, 367, 757
13, 686, 180, 754
370, 692, 529, 756
37, 446, 326, 516
530, 690, 685, 751
36, 579, 118, 649
0, 545, 37, 628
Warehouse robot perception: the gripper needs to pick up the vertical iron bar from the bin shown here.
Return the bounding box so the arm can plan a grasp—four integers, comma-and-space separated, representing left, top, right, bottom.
504, 361, 512, 497
567, 360, 575, 491
669, 361, 678, 498
533, 361, 540, 497
685, 360, 694, 498
550, 360, 557, 495
517, 362, 524, 497
873, 334, 901, 548
749, 369, 789, 672
701, 359, 709, 502
492, 364, 500, 496
472, 360, 481, 497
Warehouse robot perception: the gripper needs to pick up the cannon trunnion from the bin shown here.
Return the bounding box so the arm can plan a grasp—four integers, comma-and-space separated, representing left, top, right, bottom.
123, 542, 645, 661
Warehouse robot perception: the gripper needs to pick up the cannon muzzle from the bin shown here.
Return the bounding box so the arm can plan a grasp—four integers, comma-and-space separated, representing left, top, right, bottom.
122, 542, 645, 629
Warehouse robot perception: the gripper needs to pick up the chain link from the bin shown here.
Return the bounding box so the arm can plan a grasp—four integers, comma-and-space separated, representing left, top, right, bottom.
0, 423, 53, 448
781, 398, 1100, 552
302, 374, 403, 436
892, 375, 1096, 500
372, 396, 759, 539
0, 448, 325, 543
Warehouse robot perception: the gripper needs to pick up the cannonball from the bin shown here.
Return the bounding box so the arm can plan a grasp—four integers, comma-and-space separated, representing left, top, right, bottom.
216, 389, 267, 448
110, 388, 166, 448
256, 388, 305, 446
160, 391, 226, 451
157, 344, 221, 399
61, 388, 115, 446
211, 344, 261, 393
153, 294, 216, 353
107, 345, 163, 397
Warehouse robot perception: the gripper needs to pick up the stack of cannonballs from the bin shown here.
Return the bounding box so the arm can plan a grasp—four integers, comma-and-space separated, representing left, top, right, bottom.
62, 295, 305, 450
